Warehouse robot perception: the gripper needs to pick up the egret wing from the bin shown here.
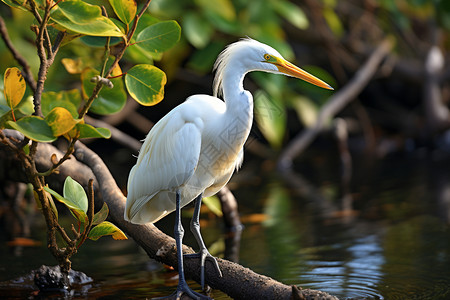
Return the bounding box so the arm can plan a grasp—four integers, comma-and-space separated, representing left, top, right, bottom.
125, 110, 203, 224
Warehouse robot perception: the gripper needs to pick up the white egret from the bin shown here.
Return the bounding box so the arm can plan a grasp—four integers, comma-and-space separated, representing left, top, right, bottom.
125, 38, 333, 299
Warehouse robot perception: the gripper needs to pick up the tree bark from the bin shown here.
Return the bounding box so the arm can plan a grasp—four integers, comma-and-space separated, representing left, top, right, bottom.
0, 131, 338, 300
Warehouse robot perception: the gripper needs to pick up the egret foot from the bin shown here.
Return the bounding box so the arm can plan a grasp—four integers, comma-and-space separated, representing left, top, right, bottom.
184, 249, 222, 291
152, 280, 211, 300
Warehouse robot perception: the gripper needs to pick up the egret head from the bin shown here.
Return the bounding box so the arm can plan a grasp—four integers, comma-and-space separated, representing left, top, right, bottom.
213, 38, 333, 97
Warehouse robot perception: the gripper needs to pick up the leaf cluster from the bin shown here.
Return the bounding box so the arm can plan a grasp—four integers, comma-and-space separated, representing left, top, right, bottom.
0, 0, 181, 273
44, 177, 126, 246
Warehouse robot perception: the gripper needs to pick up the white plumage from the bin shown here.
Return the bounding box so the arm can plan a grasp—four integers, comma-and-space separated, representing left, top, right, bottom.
124, 38, 332, 298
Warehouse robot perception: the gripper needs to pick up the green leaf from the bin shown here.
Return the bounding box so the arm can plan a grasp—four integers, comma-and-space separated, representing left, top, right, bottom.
44, 107, 80, 137
78, 123, 111, 139
125, 64, 167, 106
202, 196, 223, 217
273, 1, 309, 30
6, 116, 56, 142
109, 0, 137, 25
44, 186, 88, 224
92, 202, 109, 225
81, 68, 127, 115
50, 0, 124, 37
1, 0, 29, 11
136, 20, 181, 53
254, 90, 286, 149
41, 90, 82, 118
17, 96, 34, 116
183, 13, 213, 49
88, 221, 127, 241
63, 176, 88, 214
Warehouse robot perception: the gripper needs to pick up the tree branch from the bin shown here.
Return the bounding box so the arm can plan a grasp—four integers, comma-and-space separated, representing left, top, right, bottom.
278, 37, 394, 170
0, 131, 338, 300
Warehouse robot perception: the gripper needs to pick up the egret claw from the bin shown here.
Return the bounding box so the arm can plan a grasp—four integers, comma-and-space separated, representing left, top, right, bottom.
152, 282, 211, 300
185, 248, 223, 290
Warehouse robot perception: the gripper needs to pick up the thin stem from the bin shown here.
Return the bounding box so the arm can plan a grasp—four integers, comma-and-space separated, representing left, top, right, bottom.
77, 0, 152, 120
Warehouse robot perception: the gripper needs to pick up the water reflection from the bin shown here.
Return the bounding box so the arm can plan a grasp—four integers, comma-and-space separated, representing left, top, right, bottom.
2, 155, 450, 299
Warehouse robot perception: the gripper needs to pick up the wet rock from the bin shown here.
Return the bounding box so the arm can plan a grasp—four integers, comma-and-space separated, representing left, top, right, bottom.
33, 265, 93, 294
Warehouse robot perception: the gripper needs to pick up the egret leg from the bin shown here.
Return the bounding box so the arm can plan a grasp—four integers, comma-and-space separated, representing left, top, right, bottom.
184, 193, 223, 290
154, 190, 210, 300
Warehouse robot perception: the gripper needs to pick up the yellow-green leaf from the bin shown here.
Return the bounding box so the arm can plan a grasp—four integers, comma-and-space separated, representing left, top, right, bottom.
41, 89, 82, 118
88, 221, 127, 241
44, 107, 80, 137
61, 58, 90, 74
292, 95, 318, 127
4, 67, 26, 114
202, 196, 223, 217
254, 90, 286, 149
50, 0, 124, 37
125, 64, 166, 106
78, 123, 111, 139
109, 0, 137, 25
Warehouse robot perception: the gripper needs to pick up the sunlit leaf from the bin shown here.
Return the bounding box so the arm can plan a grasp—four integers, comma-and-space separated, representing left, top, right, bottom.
81, 68, 126, 115
92, 202, 109, 225
136, 20, 181, 53
61, 58, 90, 74
202, 195, 223, 217
78, 123, 111, 139
88, 221, 127, 241
125, 64, 166, 106
44, 107, 80, 137
44, 186, 88, 224
63, 176, 88, 214
273, 1, 309, 30
292, 95, 318, 128
254, 90, 286, 149
6, 116, 56, 142
109, 0, 137, 25
50, 0, 124, 37
4, 67, 26, 120
41, 90, 82, 118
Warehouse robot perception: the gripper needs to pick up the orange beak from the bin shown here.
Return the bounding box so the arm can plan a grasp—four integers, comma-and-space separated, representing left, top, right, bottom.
273, 58, 334, 90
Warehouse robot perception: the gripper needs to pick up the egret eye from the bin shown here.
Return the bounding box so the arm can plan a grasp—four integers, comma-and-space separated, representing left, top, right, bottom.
264, 54, 271, 61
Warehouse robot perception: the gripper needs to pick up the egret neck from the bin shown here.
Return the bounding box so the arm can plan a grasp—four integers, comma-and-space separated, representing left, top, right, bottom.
221, 63, 254, 152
